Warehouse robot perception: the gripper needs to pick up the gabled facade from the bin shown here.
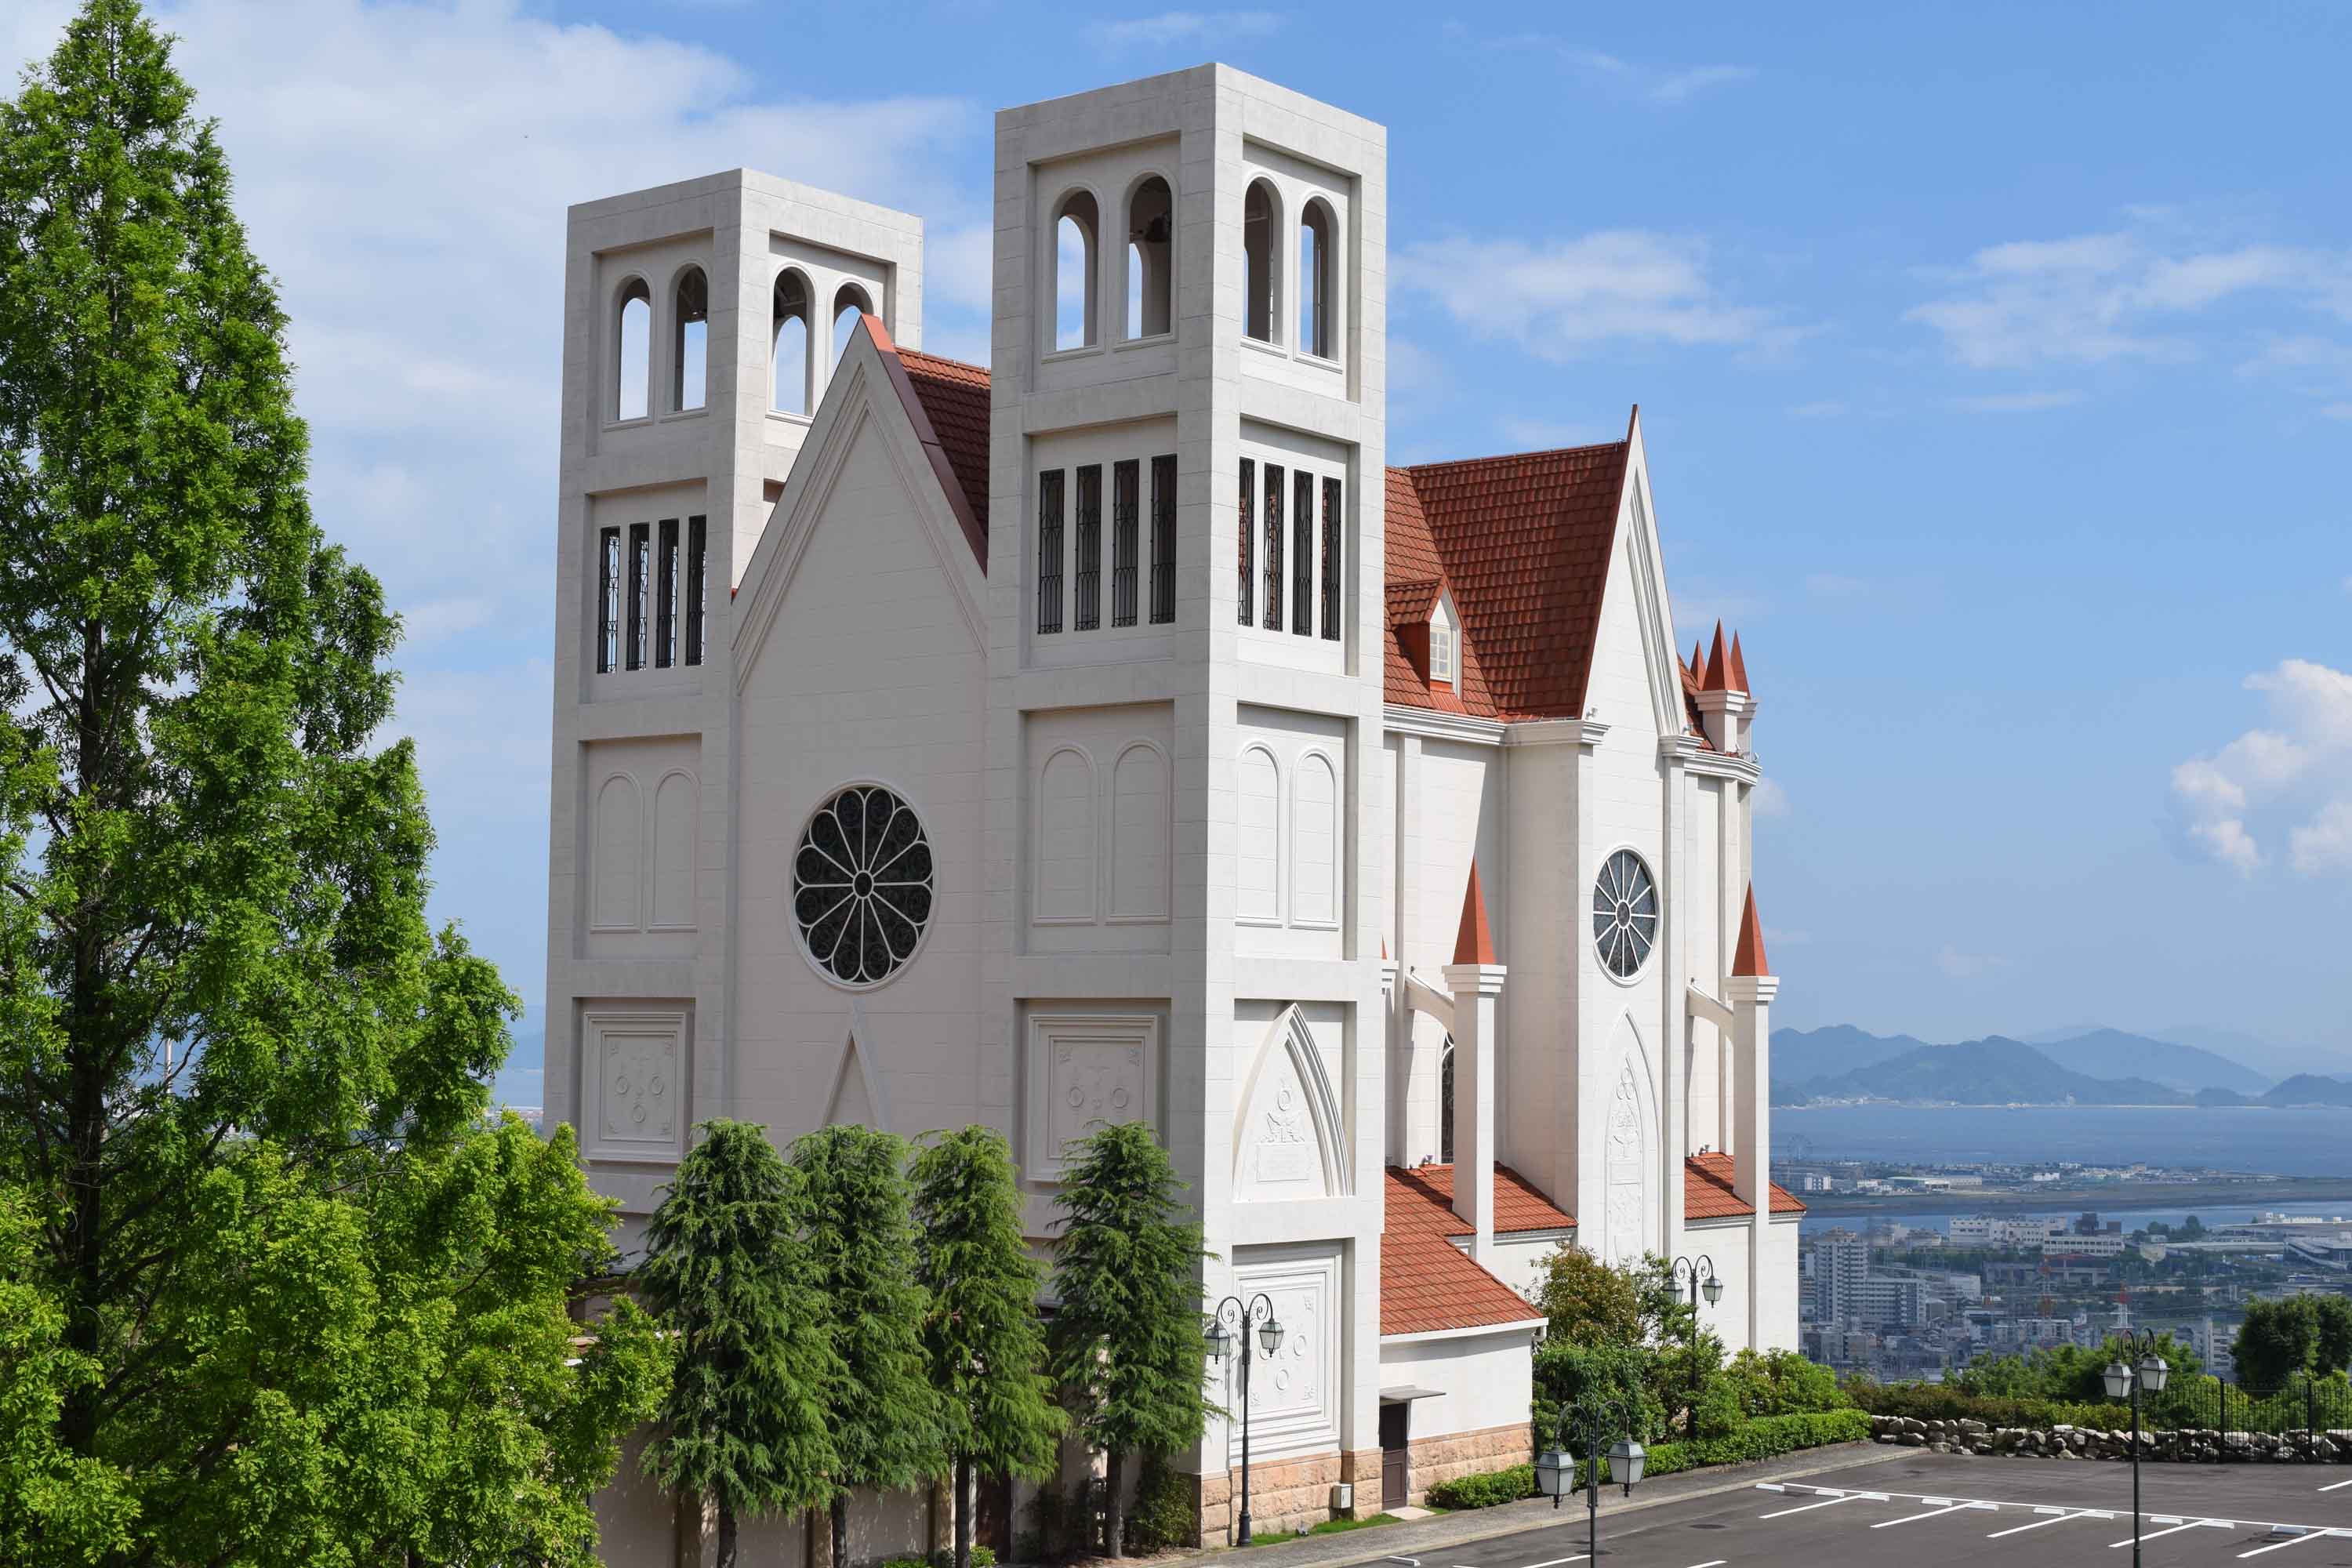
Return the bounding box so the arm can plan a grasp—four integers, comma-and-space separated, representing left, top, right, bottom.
543, 64, 1797, 1568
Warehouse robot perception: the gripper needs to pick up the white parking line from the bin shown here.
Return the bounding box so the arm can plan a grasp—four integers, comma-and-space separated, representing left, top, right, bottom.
1989, 1509, 2101, 1538
2240, 1529, 2346, 1559
2109, 1520, 2225, 1548
1519, 1556, 1589, 1568
1872, 1501, 1993, 1530
1684, 1561, 1728, 1567
1759, 1494, 1862, 1520
2320, 1478, 2352, 1493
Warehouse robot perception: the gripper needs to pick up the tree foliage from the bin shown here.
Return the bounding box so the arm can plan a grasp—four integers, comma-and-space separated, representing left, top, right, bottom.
1047, 1122, 1211, 1559
911, 1126, 1065, 1568
795, 1123, 943, 1566
0, 5, 666, 1560
641, 1121, 840, 1568
2234, 1296, 2352, 1388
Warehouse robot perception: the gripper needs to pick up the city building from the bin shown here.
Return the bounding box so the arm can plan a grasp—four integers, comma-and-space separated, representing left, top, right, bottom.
537, 64, 1799, 1559
1814, 1228, 1871, 1327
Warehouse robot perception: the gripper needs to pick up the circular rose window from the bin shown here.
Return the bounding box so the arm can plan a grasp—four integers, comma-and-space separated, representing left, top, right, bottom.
1592, 848, 1658, 979
792, 786, 934, 987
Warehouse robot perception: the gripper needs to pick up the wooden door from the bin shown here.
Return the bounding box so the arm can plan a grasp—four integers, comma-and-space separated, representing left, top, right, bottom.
1379, 1402, 1409, 1510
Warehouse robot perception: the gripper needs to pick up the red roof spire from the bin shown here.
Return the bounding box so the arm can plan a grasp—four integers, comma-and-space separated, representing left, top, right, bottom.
1454, 862, 1497, 966
1688, 637, 1708, 688
1732, 884, 1769, 978
1728, 632, 1751, 694
1700, 621, 1732, 692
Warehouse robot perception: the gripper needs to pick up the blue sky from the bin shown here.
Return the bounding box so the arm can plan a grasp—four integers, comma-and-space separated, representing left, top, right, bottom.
9, 2, 2351, 1085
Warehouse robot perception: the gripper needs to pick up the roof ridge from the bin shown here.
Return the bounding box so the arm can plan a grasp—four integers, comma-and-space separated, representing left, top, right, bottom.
1402, 438, 1628, 474
895, 345, 990, 378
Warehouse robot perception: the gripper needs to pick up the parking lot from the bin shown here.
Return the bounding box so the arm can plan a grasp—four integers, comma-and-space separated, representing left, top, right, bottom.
1415, 1452, 2352, 1568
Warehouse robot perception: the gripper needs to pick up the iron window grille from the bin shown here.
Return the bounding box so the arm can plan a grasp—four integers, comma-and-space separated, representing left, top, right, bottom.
1261, 463, 1283, 632
1111, 459, 1140, 627
596, 527, 621, 673
655, 517, 679, 667
684, 515, 706, 666
625, 521, 650, 670
1074, 464, 1102, 631
1149, 454, 1177, 625
792, 785, 935, 987
1593, 848, 1660, 978
1292, 469, 1315, 636
1237, 459, 1254, 626
1320, 477, 1342, 641
1037, 469, 1065, 634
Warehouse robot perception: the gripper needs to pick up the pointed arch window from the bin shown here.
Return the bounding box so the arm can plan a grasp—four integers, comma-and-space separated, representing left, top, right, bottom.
1243, 180, 1279, 343
1429, 593, 1458, 688
613, 278, 651, 421
832, 282, 873, 368
1299, 198, 1335, 358
1125, 176, 1173, 339
1054, 190, 1100, 350
671, 267, 707, 412
1440, 1035, 1457, 1163
772, 270, 811, 415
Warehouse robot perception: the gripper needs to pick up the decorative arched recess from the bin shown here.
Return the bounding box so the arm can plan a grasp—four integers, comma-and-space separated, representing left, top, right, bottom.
1033, 746, 1096, 923
1602, 1013, 1659, 1265
1109, 741, 1171, 920
590, 773, 642, 931
822, 1030, 891, 1131
649, 769, 697, 930
1236, 744, 1280, 923
1232, 1007, 1350, 1200
1290, 750, 1338, 927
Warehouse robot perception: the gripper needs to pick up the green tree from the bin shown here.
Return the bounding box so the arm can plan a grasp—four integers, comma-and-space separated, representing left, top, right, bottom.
2313, 1295, 2352, 1376
2234, 1296, 2349, 1388
1048, 1122, 1212, 1559
0, 5, 666, 1560
1720, 1348, 1848, 1417
641, 1121, 840, 1568
911, 1127, 1065, 1568
0, 1189, 134, 1563
796, 1123, 943, 1568
1533, 1243, 1646, 1345
1531, 1338, 1664, 1444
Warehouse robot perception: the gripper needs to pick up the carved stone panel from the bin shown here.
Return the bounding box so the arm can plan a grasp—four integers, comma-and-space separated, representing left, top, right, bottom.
1023, 1013, 1160, 1181
1605, 1059, 1650, 1264
1233, 1009, 1347, 1201
583, 1006, 690, 1162
1224, 1247, 1341, 1461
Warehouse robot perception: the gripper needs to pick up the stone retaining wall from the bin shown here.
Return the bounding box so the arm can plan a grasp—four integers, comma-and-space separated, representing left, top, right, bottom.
1870, 1413, 2352, 1463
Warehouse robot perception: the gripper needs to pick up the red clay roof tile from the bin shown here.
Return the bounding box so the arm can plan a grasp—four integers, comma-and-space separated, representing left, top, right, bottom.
1381, 1164, 1563, 1336
889, 339, 991, 565
1683, 1152, 1806, 1220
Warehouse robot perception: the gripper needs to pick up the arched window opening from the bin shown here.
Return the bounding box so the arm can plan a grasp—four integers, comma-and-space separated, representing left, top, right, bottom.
833, 282, 873, 368
1054, 191, 1099, 350
1299, 200, 1335, 358
1243, 180, 1279, 343
772, 270, 811, 416
671, 267, 708, 412
1126, 176, 1172, 339
614, 278, 651, 421
1440, 1036, 1457, 1163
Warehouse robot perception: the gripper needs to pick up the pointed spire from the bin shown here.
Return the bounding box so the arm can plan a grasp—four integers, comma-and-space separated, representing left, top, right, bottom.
1728, 633, 1751, 695
1688, 637, 1708, 688
1453, 861, 1496, 966
1700, 621, 1732, 692
1732, 884, 1769, 978
1380, 935, 1388, 961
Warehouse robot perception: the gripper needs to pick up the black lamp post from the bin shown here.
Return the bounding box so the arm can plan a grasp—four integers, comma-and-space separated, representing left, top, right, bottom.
1206, 1293, 1285, 1545
2101, 1330, 2172, 1568
1669, 1254, 1723, 1435
1534, 1392, 1645, 1563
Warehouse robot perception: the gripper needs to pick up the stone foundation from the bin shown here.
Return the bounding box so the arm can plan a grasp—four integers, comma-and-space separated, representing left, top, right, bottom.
1401, 1421, 1534, 1507
1871, 1414, 2352, 1463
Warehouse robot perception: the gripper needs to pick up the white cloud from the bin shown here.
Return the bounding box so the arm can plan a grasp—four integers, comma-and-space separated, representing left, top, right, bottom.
1393, 230, 1788, 362
2172, 659, 2352, 876
1936, 945, 2009, 980
1086, 10, 1283, 50
1787, 398, 1847, 419
1908, 219, 2352, 378
1951, 389, 2086, 412
1501, 417, 1607, 451
2325, 403, 2352, 421
1513, 43, 1755, 106
1751, 778, 1791, 817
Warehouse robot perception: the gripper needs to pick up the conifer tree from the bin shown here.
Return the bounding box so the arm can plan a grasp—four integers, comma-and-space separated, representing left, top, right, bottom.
912, 1126, 1065, 1568
641, 1120, 840, 1568
1048, 1122, 1212, 1558
795, 1123, 944, 1568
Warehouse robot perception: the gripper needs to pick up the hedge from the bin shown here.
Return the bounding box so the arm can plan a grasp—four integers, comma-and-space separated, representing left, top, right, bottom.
1850, 1382, 2145, 1432
1423, 1410, 1871, 1509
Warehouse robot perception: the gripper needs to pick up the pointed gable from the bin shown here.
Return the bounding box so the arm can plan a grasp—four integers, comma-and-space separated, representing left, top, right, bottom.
1732, 884, 1769, 978
863, 317, 989, 568
1453, 861, 1496, 965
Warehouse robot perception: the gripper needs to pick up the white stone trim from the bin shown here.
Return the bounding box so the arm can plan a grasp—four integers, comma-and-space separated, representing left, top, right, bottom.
1022, 1011, 1160, 1183
1381, 705, 1505, 746
1378, 1318, 1544, 1346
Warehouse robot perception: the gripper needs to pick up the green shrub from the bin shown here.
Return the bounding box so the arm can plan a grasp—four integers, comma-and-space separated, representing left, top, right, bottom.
1630, 1410, 1871, 1482
1123, 1455, 1198, 1553
1425, 1463, 1536, 1510
1721, 1348, 1849, 1417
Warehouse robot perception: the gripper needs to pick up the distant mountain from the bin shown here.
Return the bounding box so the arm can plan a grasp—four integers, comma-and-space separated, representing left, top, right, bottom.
2156, 1023, 2352, 1087
2194, 1086, 2256, 1107
2033, 1028, 2271, 1097
1770, 1025, 1931, 1102
2262, 1073, 2352, 1108
1781, 1036, 2191, 1107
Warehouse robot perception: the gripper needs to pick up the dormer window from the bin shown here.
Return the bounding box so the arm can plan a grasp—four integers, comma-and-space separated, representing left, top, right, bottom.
1429, 594, 1459, 688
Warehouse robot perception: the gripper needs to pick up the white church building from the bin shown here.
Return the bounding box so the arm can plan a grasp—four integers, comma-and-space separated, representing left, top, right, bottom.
539, 63, 1798, 1564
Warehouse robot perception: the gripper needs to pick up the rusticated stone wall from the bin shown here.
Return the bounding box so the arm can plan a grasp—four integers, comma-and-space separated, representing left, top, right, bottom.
1402, 1420, 1532, 1506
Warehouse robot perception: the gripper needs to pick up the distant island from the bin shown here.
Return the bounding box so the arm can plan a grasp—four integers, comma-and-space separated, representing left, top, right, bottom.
1773, 1024, 2352, 1109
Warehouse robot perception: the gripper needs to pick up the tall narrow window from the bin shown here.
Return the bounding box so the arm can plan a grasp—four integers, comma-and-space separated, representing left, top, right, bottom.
1237, 459, 1254, 625
1299, 200, 1336, 358
1036, 470, 1065, 635
1111, 459, 1140, 627
1292, 470, 1315, 636
1261, 463, 1283, 632
685, 515, 706, 666
1320, 477, 1342, 641
655, 517, 680, 667
1243, 180, 1279, 343
1054, 190, 1100, 350
1126, 176, 1172, 339
1149, 453, 1177, 625
1074, 465, 1103, 631
833, 283, 873, 368
772, 270, 811, 416
672, 267, 708, 411
615, 278, 651, 421
625, 522, 650, 670
597, 527, 621, 673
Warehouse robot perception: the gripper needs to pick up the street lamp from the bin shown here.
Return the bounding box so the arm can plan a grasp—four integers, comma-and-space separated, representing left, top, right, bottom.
1537, 1392, 1645, 1563
1669, 1254, 1722, 1435
1206, 1293, 1285, 1545
2101, 1330, 2172, 1568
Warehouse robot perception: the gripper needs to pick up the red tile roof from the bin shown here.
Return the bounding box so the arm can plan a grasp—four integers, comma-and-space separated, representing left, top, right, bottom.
883, 334, 991, 568
1382, 469, 1497, 715
1381, 1164, 1563, 1336
1683, 1152, 1806, 1220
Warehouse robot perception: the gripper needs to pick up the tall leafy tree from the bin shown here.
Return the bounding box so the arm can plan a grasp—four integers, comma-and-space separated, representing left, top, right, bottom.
0, 3, 666, 1561
912, 1126, 1065, 1568
640, 1120, 840, 1568
795, 1123, 944, 1568
1048, 1122, 1211, 1559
